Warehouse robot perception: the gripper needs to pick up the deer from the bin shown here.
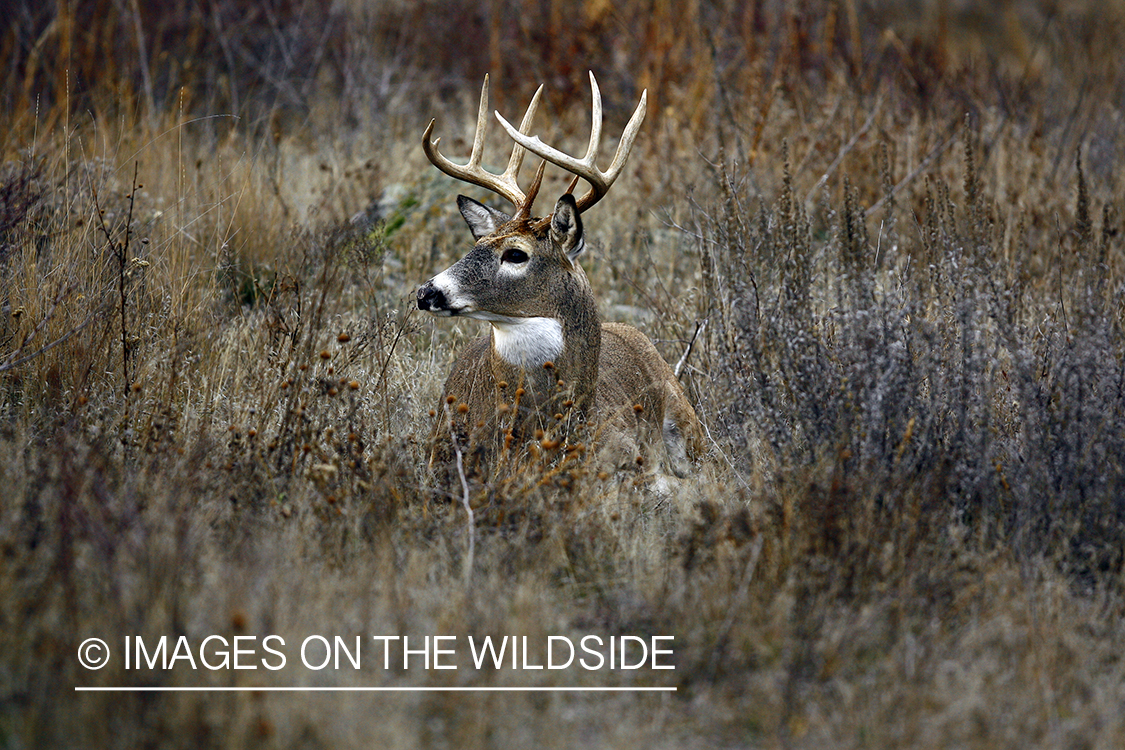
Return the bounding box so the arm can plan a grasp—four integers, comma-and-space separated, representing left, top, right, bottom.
416, 72, 703, 481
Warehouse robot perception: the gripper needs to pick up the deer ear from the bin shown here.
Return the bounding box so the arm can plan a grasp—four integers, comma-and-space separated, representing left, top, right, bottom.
458, 195, 510, 240
550, 193, 585, 263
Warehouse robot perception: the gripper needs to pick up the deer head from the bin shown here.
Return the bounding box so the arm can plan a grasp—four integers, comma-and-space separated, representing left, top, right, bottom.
416, 72, 646, 375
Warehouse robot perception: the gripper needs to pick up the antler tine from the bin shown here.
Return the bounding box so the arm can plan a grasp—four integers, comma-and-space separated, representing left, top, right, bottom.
512, 160, 547, 222
494, 72, 648, 214
584, 71, 604, 168
467, 74, 490, 170
501, 84, 544, 183
602, 87, 647, 191
421, 74, 527, 208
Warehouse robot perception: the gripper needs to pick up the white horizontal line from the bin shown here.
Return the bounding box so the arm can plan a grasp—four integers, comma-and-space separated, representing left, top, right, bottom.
75, 686, 675, 692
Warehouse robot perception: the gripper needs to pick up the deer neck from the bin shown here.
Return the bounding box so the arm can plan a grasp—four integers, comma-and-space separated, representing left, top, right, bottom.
488, 281, 601, 420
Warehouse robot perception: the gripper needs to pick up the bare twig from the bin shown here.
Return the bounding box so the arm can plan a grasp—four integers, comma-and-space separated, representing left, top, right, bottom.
804, 93, 882, 207
373, 306, 414, 437
0, 301, 107, 373
89, 161, 141, 398
866, 125, 960, 218
119, 163, 139, 396
446, 404, 476, 587
673, 319, 706, 379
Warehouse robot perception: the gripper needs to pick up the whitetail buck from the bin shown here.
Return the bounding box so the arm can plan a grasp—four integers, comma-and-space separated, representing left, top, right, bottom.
416, 73, 702, 479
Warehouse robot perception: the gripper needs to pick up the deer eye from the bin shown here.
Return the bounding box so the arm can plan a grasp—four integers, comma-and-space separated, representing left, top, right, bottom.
500, 248, 529, 264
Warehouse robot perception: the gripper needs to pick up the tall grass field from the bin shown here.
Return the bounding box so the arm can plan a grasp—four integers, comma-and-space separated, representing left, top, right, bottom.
2, 1, 1123, 747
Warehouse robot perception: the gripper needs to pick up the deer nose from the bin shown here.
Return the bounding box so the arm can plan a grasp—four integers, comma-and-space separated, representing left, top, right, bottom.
417, 282, 447, 312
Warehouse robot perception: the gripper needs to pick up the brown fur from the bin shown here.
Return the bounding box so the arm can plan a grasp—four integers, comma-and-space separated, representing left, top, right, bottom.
422, 197, 703, 481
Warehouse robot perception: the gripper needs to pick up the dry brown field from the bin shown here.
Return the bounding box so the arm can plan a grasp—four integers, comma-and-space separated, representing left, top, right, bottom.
2, 1, 1123, 747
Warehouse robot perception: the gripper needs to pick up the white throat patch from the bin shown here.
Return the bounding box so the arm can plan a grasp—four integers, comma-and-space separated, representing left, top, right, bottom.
492, 317, 564, 369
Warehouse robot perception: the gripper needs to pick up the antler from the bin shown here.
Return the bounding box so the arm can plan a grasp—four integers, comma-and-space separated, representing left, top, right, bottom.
422, 75, 544, 214
495, 71, 647, 214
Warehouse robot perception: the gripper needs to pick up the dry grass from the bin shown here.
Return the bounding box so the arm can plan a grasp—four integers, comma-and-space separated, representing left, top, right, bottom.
2, 1, 1124, 748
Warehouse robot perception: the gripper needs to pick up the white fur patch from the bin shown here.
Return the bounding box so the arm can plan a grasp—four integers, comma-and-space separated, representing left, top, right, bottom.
497, 260, 531, 278
568, 236, 586, 261
492, 317, 564, 369
430, 268, 470, 311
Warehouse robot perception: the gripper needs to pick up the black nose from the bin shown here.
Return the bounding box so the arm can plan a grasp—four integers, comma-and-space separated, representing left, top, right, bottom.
417, 282, 447, 312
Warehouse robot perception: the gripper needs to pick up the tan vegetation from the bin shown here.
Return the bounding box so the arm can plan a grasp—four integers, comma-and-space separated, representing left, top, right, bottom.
1, 1, 1123, 748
